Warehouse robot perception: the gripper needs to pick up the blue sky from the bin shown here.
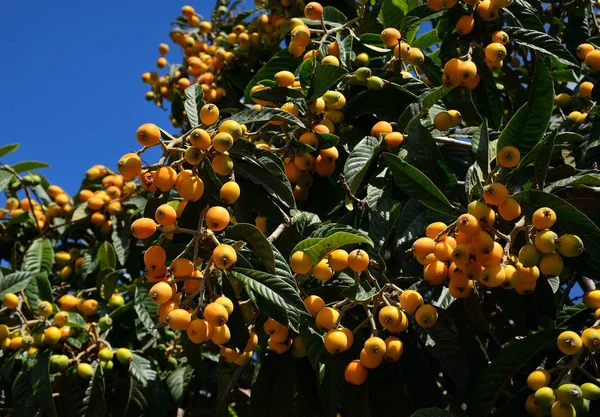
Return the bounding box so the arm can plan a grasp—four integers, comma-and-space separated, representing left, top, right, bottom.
0, 0, 215, 195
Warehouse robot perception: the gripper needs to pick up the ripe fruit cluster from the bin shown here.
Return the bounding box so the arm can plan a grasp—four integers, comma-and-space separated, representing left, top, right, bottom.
143, 4, 283, 127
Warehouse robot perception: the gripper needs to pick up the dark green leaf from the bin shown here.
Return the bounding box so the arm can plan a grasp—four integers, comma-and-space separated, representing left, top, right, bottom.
471, 120, 493, 178
129, 354, 158, 388
0, 271, 35, 297
504, 27, 579, 68
497, 58, 554, 155
23, 238, 53, 273
308, 64, 348, 102
410, 409, 456, 417
534, 129, 559, 189
32, 351, 58, 417
384, 153, 460, 216
230, 268, 309, 331
225, 223, 275, 274
507, 0, 545, 31
250, 350, 296, 417
83, 365, 106, 417
471, 76, 502, 131
322, 6, 347, 25
0, 169, 14, 192
134, 285, 160, 338
24, 272, 53, 311
183, 85, 205, 128
343, 136, 381, 194
97, 241, 117, 270
97, 270, 119, 301
472, 330, 561, 417
380, 0, 408, 29
251, 86, 304, 103
166, 365, 193, 404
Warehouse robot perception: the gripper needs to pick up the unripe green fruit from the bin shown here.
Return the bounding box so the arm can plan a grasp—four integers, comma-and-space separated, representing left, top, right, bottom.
50, 354, 69, 371
367, 76, 384, 90
534, 387, 556, 408
165, 330, 176, 340
581, 382, 600, 400
37, 301, 53, 318
167, 357, 178, 369
557, 234, 584, 257
322, 91, 340, 106
101, 360, 114, 371
518, 244, 541, 267
77, 363, 94, 379
98, 316, 113, 331
21, 335, 34, 347
557, 383, 583, 404
535, 230, 559, 254
355, 67, 371, 82
108, 293, 125, 309
98, 348, 114, 361
573, 398, 589, 417
116, 348, 133, 364
354, 52, 370, 67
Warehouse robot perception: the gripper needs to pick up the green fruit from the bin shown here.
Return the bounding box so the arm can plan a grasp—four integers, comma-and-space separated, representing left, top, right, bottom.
557, 234, 585, 258
50, 354, 69, 371
535, 230, 559, 254
354, 53, 370, 67
367, 76, 384, 90
98, 316, 113, 331
100, 360, 114, 371
581, 382, 600, 400
534, 387, 556, 408
116, 348, 133, 364
77, 363, 94, 379
322, 91, 340, 106
108, 294, 125, 309
98, 348, 114, 361
355, 67, 371, 82
21, 335, 34, 348
158, 344, 167, 352
165, 330, 176, 340
557, 383, 583, 404
518, 244, 541, 267
167, 357, 178, 369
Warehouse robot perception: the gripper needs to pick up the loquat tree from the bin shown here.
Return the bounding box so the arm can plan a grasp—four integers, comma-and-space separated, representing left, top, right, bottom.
2, 0, 600, 416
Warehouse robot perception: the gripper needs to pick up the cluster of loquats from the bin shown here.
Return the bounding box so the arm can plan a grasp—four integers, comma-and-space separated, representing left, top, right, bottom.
1, 289, 132, 379
412, 145, 585, 299
77, 164, 138, 235
429, 0, 514, 20
143, 4, 284, 128
0, 181, 74, 231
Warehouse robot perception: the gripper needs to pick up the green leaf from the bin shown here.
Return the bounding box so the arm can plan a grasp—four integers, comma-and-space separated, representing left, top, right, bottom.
0, 169, 14, 192
230, 107, 305, 127
166, 365, 193, 404
471, 120, 494, 178
129, 353, 158, 388
250, 350, 297, 417
221, 275, 250, 350
298, 58, 315, 95
217, 362, 242, 408
380, 0, 409, 29
412, 29, 440, 50
71, 201, 89, 222
544, 172, 600, 192
97, 241, 117, 270
322, 6, 347, 25
244, 50, 301, 104
66, 311, 88, 330
11, 161, 50, 173
472, 330, 561, 417
507, 0, 545, 32
24, 272, 53, 312
384, 153, 460, 216
471, 76, 503, 131
183, 85, 205, 128
0, 143, 19, 158
97, 269, 119, 301
0, 271, 35, 297
82, 365, 106, 417
292, 231, 374, 264
410, 409, 456, 417
534, 129, 559, 189
250, 86, 304, 103
134, 285, 160, 338
497, 58, 554, 155
315, 132, 339, 149
225, 223, 275, 274
23, 238, 53, 273
418, 318, 469, 398
307, 64, 348, 102
504, 27, 579, 68
230, 268, 309, 331
32, 351, 58, 417
343, 136, 381, 195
